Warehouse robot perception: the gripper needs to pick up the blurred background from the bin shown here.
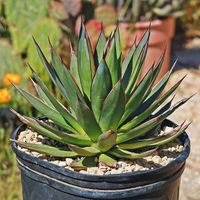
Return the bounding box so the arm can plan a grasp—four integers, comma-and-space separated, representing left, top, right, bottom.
0, 0, 199, 199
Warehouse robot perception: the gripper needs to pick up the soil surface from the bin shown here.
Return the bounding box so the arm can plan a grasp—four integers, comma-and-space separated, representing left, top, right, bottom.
17, 126, 184, 175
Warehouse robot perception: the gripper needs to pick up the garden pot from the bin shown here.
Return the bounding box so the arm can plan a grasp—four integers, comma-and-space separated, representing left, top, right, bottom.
127, 17, 176, 82
11, 119, 190, 200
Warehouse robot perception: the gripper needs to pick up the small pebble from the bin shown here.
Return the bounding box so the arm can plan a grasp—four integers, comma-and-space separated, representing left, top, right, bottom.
17, 126, 185, 175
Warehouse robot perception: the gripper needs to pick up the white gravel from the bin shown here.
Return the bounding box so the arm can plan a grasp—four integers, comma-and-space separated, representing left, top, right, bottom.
17, 127, 184, 175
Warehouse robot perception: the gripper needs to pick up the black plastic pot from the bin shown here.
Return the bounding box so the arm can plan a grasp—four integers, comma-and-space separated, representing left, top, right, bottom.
11, 120, 190, 200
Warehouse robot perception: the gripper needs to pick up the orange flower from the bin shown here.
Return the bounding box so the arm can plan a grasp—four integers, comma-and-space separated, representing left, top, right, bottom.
3, 73, 21, 86
0, 88, 12, 104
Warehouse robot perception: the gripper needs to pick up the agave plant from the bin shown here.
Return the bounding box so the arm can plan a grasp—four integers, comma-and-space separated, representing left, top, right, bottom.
11, 23, 191, 168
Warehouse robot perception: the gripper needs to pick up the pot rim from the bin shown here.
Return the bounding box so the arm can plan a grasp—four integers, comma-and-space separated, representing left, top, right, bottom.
11, 119, 190, 180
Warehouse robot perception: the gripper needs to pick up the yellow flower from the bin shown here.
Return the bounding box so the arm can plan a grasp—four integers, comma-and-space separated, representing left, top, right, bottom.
3, 73, 21, 86
0, 88, 12, 104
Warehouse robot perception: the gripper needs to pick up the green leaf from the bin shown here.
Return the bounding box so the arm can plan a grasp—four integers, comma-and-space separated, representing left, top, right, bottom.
78, 23, 95, 99
32, 79, 55, 109
117, 117, 159, 144
94, 30, 106, 66
150, 50, 165, 85
118, 122, 189, 150
50, 43, 84, 111
69, 145, 100, 157
91, 60, 112, 121
33, 38, 71, 104
32, 71, 85, 135
114, 26, 122, 59
12, 140, 77, 157
105, 37, 121, 85
120, 67, 154, 124
13, 85, 74, 132
119, 76, 185, 131
70, 157, 97, 170
97, 130, 117, 152
138, 61, 177, 114
75, 98, 102, 142
108, 147, 156, 159
117, 96, 192, 144
99, 80, 125, 132
122, 44, 136, 88
99, 154, 117, 167
122, 42, 136, 76
125, 30, 150, 95
152, 96, 175, 118
35, 118, 92, 146
70, 47, 82, 90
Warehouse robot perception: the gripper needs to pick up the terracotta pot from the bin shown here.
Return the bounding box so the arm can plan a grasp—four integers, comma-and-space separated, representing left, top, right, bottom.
129, 17, 176, 81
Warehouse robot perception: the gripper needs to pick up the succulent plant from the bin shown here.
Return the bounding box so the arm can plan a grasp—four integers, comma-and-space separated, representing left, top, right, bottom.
90, 0, 186, 22
12, 23, 191, 168
148, 0, 186, 18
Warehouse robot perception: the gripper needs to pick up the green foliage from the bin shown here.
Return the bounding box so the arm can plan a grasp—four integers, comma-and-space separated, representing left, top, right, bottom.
5, 0, 50, 52
27, 18, 62, 81
89, 0, 186, 22
0, 40, 22, 80
13, 24, 190, 168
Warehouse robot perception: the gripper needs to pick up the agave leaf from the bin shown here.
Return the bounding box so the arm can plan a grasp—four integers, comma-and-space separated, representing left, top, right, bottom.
125, 29, 150, 95
13, 112, 65, 143
139, 51, 165, 102
32, 79, 55, 109
35, 118, 92, 146
33, 38, 71, 104
137, 61, 177, 115
114, 26, 122, 59
152, 96, 175, 118
75, 98, 102, 142
99, 154, 117, 167
69, 47, 82, 92
12, 110, 90, 146
118, 122, 189, 150
11, 140, 77, 157
99, 80, 125, 132
97, 130, 117, 152
151, 122, 190, 147
105, 36, 121, 85
50, 43, 85, 110
78, 23, 95, 100
32, 71, 85, 135
70, 157, 97, 170
150, 49, 166, 86
91, 60, 112, 121
94, 29, 106, 66
120, 67, 154, 124
13, 84, 75, 132
122, 43, 136, 87
69, 145, 100, 157
108, 147, 156, 159
122, 42, 136, 76
119, 76, 186, 131
117, 96, 192, 144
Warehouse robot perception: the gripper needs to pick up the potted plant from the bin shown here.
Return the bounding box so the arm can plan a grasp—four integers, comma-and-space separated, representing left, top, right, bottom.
11, 23, 191, 200
80, 0, 186, 81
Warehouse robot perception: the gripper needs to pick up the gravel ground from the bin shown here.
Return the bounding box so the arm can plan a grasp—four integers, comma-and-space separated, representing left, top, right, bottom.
17, 127, 184, 175
167, 68, 200, 200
